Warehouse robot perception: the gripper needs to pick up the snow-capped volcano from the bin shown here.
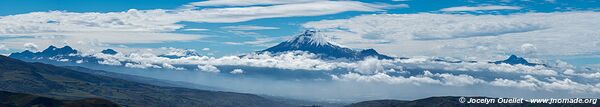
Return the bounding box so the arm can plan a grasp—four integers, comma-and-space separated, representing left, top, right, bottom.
261, 30, 393, 60
492, 55, 544, 66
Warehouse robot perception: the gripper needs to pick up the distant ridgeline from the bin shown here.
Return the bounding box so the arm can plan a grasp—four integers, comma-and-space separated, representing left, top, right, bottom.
8, 32, 544, 68
491, 55, 546, 66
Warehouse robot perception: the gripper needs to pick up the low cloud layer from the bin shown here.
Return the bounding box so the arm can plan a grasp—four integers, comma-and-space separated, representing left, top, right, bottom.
39, 48, 596, 96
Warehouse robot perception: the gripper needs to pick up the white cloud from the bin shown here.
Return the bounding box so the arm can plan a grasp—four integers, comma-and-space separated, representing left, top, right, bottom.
0, 32, 201, 54
303, 12, 600, 59
182, 28, 209, 31
354, 57, 389, 74
202, 48, 210, 51
34, 46, 600, 94
220, 25, 279, 31
491, 75, 600, 93
0, 1, 403, 33
180, 1, 406, 23
0, 44, 6, 51
487, 63, 557, 76
184, 0, 324, 7
230, 69, 244, 74
564, 69, 600, 79
0, 1, 404, 50
517, 43, 537, 56
23, 43, 39, 51
197, 64, 220, 73
223, 37, 279, 46
333, 70, 485, 86
98, 59, 122, 66
332, 72, 441, 85
124, 63, 162, 69
162, 63, 186, 70
440, 5, 522, 12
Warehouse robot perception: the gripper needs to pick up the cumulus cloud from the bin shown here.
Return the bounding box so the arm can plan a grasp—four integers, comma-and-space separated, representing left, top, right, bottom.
198, 64, 220, 73
354, 57, 390, 74
162, 63, 186, 70
564, 69, 600, 79
491, 75, 600, 93
230, 69, 244, 74
98, 58, 122, 66
23, 43, 39, 51
333, 70, 484, 86
517, 43, 537, 55
440, 5, 522, 12
0, 44, 6, 51
487, 63, 557, 76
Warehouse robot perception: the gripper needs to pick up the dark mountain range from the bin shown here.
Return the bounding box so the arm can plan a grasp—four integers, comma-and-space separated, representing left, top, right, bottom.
345, 96, 597, 107
261, 30, 393, 60
9, 45, 77, 59
0, 55, 290, 107
0, 90, 119, 107
9, 45, 102, 65
101, 49, 118, 55
492, 55, 544, 66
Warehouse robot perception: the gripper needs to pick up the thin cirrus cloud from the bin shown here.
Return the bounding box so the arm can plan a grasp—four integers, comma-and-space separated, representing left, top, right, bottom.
183, 0, 325, 7
439, 5, 522, 12
0, 0, 405, 51
220, 25, 279, 31
302, 12, 600, 59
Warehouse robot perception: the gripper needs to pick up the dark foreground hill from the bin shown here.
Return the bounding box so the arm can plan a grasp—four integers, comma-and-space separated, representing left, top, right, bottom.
345, 96, 598, 107
0, 55, 290, 107
0, 90, 119, 107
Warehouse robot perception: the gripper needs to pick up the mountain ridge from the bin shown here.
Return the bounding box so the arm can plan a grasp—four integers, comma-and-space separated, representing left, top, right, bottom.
0, 55, 291, 107
492, 55, 544, 66
261, 30, 393, 60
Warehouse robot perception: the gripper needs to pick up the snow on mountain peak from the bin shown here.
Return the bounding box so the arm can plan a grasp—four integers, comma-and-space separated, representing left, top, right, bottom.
286, 29, 331, 47
262, 29, 394, 60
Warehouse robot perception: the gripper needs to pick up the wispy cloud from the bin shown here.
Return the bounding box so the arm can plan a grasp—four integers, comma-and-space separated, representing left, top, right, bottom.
440, 5, 522, 12
220, 25, 279, 31
0, 1, 404, 51
182, 28, 209, 31
183, 0, 324, 7
303, 12, 600, 59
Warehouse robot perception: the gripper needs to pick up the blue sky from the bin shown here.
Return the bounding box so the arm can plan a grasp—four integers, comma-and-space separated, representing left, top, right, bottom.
0, 0, 599, 64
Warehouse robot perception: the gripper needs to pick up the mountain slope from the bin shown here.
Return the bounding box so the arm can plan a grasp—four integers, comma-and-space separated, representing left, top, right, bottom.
0, 55, 290, 107
0, 90, 119, 107
262, 30, 393, 60
492, 55, 543, 66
